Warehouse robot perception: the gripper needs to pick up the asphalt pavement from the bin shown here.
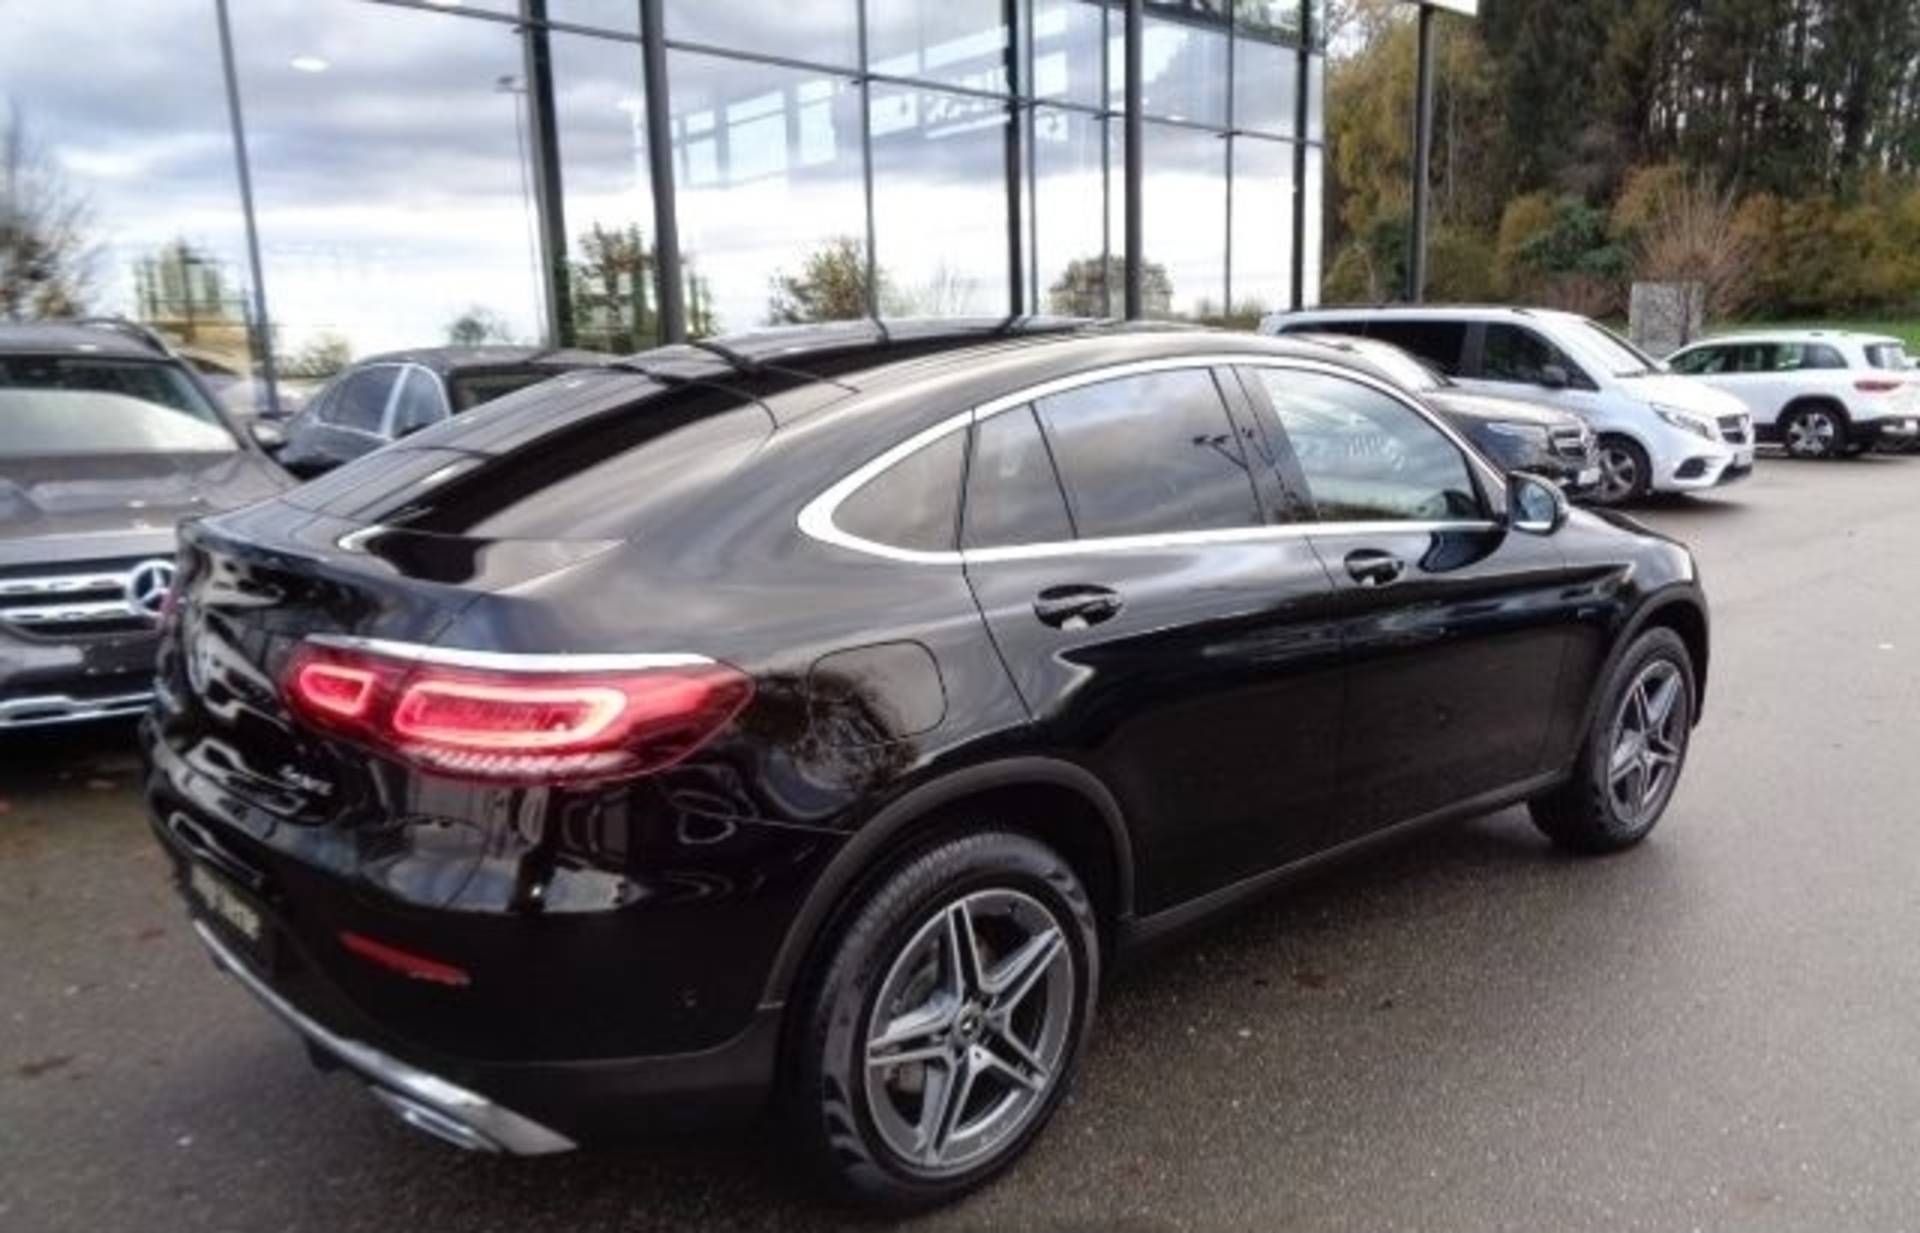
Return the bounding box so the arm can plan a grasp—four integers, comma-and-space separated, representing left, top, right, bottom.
6, 454, 1920, 1233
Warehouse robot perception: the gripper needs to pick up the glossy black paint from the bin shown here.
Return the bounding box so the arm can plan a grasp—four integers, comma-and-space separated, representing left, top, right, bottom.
141, 320, 1707, 1141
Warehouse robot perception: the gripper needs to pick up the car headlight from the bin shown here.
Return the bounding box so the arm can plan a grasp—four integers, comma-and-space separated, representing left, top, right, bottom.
1653, 405, 1717, 441
1484, 422, 1550, 444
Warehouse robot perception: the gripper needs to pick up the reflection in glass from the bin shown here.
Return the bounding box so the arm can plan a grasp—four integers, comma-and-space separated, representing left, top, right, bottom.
1233, 25, 1300, 137
1307, 53, 1326, 141
664, 0, 859, 68
0, 2, 263, 402
1138, 8, 1228, 125
1033, 108, 1110, 317
552, 33, 672, 351
1142, 122, 1224, 320
868, 0, 1009, 94
1033, 0, 1108, 106
1231, 135, 1294, 322
230, 0, 542, 363
546, 1, 643, 34
870, 86, 1011, 316
669, 51, 866, 330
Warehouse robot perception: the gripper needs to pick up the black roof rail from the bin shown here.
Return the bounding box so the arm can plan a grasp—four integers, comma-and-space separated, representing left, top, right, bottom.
71, 317, 175, 356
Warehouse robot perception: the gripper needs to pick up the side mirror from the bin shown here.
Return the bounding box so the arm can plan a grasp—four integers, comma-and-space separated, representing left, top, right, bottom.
1538, 364, 1571, 390
248, 420, 287, 453
1509, 472, 1568, 536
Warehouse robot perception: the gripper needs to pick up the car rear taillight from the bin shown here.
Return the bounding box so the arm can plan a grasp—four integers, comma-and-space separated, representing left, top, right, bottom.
1855, 378, 1904, 393
283, 642, 752, 783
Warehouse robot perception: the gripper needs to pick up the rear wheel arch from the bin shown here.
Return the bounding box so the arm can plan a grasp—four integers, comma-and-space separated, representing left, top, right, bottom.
760, 758, 1134, 1013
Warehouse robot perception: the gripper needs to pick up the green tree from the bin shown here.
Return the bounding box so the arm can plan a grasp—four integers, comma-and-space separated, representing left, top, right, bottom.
444, 305, 514, 346
768, 236, 902, 323
1046, 254, 1170, 318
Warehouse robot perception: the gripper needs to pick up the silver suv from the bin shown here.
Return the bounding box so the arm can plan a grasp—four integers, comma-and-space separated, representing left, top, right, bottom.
1263, 306, 1756, 504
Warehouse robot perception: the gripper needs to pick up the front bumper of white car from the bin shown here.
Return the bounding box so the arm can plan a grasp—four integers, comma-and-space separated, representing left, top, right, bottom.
1651, 410, 1755, 491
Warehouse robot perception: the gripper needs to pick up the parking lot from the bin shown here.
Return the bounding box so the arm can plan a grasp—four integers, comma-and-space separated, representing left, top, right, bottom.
5, 453, 1920, 1233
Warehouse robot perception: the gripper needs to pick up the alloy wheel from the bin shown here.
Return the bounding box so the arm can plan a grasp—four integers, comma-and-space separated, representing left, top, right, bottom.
1786, 410, 1838, 458
1596, 443, 1640, 504
863, 888, 1075, 1175
1607, 659, 1688, 827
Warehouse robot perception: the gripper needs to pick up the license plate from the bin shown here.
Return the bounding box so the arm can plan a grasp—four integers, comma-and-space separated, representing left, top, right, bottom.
187, 861, 271, 965
1577, 466, 1600, 487
1735, 447, 1755, 466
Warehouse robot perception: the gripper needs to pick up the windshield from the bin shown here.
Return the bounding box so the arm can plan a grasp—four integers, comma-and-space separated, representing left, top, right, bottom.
0, 357, 236, 457
1573, 319, 1663, 378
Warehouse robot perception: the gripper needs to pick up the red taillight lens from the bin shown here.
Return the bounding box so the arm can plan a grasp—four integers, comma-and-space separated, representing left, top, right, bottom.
282, 644, 751, 783
1856, 378, 1903, 393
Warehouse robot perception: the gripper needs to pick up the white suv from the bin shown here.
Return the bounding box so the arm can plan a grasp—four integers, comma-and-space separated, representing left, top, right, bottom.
1665, 331, 1920, 458
1261, 306, 1756, 504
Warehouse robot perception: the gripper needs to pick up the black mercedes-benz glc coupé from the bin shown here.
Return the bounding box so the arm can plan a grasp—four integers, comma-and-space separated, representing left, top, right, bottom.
143, 320, 1708, 1208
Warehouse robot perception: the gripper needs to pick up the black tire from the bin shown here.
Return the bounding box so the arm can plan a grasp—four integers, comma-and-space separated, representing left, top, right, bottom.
1781, 402, 1848, 459
1594, 435, 1652, 505
1530, 627, 1696, 854
785, 830, 1100, 1210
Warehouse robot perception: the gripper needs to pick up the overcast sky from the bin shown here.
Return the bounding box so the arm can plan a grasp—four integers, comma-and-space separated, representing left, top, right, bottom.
1, 0, 1317, 364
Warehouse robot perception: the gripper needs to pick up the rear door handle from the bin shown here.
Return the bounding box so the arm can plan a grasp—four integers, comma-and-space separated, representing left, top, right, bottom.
1033, 584, 1124, 630
1343, 549, 1405, 587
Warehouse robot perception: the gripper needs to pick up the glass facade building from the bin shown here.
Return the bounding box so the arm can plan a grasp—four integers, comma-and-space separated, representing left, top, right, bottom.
0, 0, 1325, 409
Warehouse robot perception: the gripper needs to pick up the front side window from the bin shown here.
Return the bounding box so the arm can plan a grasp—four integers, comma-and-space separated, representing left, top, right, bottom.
1671, 347, 1727, 375
1033, 369, 1262, 538
320, 368, 399, 434
1254, 369, 1482, 523
964, 405, 1074, 549
1365, 320, 1469, 375
1481, 324, 1576, 385
449, 368, 563, 413
836, 428, 966, 553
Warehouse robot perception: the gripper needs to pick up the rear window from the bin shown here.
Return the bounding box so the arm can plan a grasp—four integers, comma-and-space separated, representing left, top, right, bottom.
299, 377, 774, 541
836, 430, 965, 553
449, 368, 563, 412
1865, 343, 1911, 370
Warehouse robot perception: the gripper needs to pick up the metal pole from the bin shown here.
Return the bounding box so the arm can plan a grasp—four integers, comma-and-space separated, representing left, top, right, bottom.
639, 0, 686, 341
520, 0, 575, 346
1123, 0, 1143, 319
1003, 0, 1024, 315
857, 0, 879, 318
1407, 2, 1435, 303
212, 0, 281, 414
1290, 0, 1311, 309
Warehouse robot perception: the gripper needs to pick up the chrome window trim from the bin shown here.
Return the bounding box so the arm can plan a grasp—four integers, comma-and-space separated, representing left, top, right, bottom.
795, 353, 1506, 566
379, 363, 453, 440
306, 634, 713, 673
318, 362, 408, 438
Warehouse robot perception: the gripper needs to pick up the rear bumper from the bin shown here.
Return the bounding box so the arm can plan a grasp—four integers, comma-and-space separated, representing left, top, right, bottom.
193, 918, 577, 1155
1855, 415, 1920, 446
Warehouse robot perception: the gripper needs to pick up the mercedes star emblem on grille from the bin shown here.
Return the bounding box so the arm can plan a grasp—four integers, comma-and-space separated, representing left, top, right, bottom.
124, 559, 177, 620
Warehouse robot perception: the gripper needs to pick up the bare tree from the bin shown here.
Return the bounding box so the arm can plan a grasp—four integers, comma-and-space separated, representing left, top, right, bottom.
0, 101, 97, 320
1623, 170, 1755, 320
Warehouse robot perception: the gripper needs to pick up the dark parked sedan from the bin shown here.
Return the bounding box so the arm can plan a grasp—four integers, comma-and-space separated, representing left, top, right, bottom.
1294, 332, 1601, 495
143, 320, 1708, 1209
270, 345, 610, 477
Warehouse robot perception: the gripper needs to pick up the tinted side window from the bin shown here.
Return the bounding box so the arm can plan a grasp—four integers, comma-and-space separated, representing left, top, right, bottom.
1799, 344, 1846, 370
837, 429, 965, 553
1255, 369, 1482, 522
1035, 369, 1262, 538
1865, 343, 1911, 370
322, 368, 398, 433
1364, 321, 1469, 374
1480, 325, 1570, 384
1671, 347, 1728, 375
964, 405, 1073, 549
390, 368, 447, 438
1283, 318, 1372, 340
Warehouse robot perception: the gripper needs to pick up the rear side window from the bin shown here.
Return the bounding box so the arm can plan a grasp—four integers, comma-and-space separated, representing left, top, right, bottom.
1364, 320, 1469, 374
964, 405, 1074, 549
838, 429, 965, 553
1255, 369, 1482, 523
1480, 324, 1574, 384
1034, 369, 1262, 539
389, 368, 447, 438
321, 368, 397, 433
1796, 344, 1846, 370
